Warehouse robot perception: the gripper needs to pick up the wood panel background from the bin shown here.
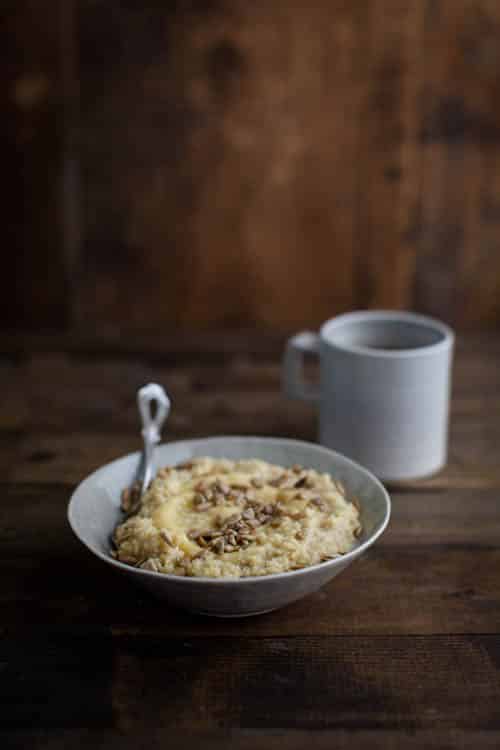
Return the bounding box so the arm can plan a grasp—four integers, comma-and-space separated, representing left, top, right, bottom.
4, 0, 500, 333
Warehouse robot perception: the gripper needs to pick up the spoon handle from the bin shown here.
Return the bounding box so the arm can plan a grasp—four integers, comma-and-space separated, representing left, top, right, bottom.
136, 383, 171, 496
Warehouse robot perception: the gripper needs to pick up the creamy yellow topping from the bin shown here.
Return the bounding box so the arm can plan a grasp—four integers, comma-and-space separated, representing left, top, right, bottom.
113, 457, 361, 578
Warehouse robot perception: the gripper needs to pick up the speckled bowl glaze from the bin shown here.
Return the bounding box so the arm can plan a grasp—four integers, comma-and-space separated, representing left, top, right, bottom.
68, 436, 391, 617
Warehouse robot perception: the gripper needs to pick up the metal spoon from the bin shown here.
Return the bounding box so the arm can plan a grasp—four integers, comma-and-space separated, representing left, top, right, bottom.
134, 383, 170, 500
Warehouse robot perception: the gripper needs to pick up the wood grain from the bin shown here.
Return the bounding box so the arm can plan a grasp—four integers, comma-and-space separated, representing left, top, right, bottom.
112, 634, 500, 730
0, 629, 113, 730
75, 0, 365, 331
416, 0, 500, 326
1, 333, 499, 487
2, 730, 500, 750
4, 2, 500, 332
356, 0, 423, 308
0, 333, 499, 747
1, 631, 499, 731
1, 0, 70, 329
7, 413, 500, 488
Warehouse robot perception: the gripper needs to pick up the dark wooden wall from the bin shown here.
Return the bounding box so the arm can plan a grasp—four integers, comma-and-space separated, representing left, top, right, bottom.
4, 0, 500, 333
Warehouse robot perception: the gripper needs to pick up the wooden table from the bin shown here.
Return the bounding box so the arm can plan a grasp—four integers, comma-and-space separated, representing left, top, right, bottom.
1, 332, 499, 749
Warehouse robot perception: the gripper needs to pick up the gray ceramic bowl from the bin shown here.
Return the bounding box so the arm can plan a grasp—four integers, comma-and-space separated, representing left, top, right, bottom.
68, 436, 390, 617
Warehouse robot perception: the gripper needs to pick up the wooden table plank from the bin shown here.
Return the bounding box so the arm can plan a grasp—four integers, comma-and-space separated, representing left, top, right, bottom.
0, 332, 498, 747
0, 330, 498, 358
0, 330, 288, 361
0, 630, 113, 730
6, 418, 500, 488
2, 729, 500, 750
1, 332, 499, 489
0, 336, 498, 397
1, 632, 499, 731
110, 634, 500, 730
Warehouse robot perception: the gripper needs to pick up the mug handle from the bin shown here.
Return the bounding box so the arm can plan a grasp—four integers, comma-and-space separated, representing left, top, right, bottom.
283, 331, 320, 403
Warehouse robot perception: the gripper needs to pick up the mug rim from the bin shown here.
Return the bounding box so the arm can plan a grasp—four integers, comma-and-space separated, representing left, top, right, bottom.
320, 310, 455, 358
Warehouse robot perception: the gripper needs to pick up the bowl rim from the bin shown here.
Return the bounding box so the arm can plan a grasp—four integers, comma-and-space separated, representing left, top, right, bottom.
68, 435, 391, 585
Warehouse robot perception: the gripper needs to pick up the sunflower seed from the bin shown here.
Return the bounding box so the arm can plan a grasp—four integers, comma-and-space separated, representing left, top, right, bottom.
141, 558, 160, 572
177, 460, 195, 469
119, 554, 137, 565
246, 498, 261, 509
294, 476, 308, 488
213, 538, 225, 554
310, 497, 327, 511
160, 529, 174, 546
269, 476, 285, 487
120, 487, 131, 511
208, 529, 224, 538
195, 502, 211, 512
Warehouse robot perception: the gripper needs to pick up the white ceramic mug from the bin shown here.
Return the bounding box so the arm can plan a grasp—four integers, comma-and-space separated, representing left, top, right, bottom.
283, 310, 455, 480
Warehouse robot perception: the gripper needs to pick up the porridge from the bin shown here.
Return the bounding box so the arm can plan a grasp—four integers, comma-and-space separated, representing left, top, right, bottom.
112, 457, 362, 578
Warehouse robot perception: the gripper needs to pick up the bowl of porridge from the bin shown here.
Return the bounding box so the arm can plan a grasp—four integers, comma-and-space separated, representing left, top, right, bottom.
68, 436, 390, 616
